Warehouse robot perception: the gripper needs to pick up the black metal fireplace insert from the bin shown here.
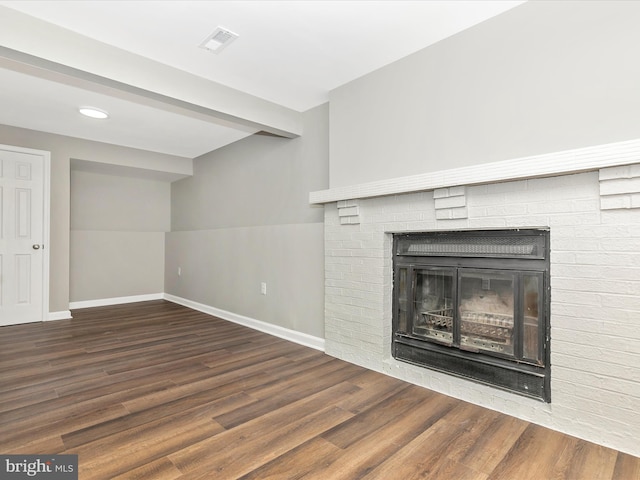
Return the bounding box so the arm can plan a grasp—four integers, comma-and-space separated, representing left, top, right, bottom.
392, 229, 550, 402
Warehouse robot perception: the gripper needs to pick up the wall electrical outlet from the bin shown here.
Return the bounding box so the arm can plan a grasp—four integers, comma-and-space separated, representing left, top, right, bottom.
260, 282, 267, 295
178, 267, 182, 276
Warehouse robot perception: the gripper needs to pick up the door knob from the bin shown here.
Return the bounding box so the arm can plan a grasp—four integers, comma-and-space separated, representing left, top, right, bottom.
32, 244, 40, 250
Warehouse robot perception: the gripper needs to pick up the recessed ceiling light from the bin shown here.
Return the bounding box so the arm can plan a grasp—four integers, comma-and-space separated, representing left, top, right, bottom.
79, 107, 109, 119
199, 27, 239, 54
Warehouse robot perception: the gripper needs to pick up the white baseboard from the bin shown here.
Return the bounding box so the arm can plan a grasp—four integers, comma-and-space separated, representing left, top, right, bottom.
164, 293, 326, 352
65, 293, 325, 352
47, 310, 72, 321
69, 293, 164, 310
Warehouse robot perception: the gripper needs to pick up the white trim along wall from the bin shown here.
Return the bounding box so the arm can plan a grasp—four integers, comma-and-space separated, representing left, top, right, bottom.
64, 293, 326, 353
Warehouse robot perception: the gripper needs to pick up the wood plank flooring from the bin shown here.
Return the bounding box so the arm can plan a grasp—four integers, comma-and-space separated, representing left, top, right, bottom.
1, 300, 638, 479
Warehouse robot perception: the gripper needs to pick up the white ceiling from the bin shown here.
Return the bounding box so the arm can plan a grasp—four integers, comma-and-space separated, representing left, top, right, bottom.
0, 1, 525, 158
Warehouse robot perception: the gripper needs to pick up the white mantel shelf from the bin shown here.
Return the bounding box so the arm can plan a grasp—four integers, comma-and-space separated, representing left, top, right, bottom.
309, 138, 640, 204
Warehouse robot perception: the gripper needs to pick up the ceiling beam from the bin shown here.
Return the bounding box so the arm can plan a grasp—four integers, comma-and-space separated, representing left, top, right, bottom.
0, 6, 302, 139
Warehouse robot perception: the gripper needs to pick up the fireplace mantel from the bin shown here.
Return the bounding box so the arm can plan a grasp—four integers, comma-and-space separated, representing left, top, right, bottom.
310, 138, 640, 205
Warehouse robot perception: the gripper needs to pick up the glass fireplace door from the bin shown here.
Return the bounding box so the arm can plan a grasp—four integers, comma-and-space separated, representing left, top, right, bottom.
412, 268, 455, 345
459, 270, 515, 356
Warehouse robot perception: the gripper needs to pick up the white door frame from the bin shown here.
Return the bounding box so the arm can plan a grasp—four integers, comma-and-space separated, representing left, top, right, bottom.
0, 143, 50, 322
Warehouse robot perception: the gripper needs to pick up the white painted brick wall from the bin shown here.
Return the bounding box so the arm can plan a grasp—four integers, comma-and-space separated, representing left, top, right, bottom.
323, 169, 640, 457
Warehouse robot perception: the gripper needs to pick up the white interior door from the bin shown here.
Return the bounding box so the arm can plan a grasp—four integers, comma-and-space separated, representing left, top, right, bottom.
0, 148, 45, 326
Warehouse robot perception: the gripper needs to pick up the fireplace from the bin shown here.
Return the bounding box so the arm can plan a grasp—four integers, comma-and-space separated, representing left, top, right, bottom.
392, 229, 550, 402
315, 150, 640, 455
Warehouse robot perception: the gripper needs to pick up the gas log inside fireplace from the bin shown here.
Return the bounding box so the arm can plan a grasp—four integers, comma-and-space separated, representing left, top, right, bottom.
392, 229, 551, 402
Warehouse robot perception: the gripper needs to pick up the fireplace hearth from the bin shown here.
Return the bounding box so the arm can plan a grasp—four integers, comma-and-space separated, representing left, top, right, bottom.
393, 229, 551, 402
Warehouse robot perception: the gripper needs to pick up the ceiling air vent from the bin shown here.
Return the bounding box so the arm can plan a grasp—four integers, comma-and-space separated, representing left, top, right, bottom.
199, 27, 239, 54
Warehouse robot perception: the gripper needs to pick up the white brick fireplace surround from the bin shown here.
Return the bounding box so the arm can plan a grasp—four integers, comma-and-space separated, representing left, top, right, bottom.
310, 139, 640, 457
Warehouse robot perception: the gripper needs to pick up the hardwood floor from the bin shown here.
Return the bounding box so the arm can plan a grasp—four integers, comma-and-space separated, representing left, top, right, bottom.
1, 300, 638, 479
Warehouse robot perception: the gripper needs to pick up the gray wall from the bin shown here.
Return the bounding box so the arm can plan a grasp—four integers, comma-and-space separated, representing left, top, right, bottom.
166, 103, 329, 338
70, 170, 169, 302
0, 124, 189, 313
329, 0, 640, 188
